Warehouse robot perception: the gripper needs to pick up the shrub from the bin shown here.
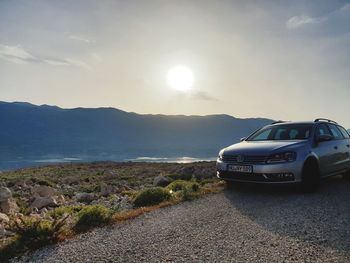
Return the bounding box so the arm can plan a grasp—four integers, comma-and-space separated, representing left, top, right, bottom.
0, 215, 68, 262
49, 205, 83, 219
134, 187, 171, 207
14, 216, 67, 247
31, 177, 55, 187
74, 205, 112, 233
166, 180, 200, 192
168, 173, 193, 181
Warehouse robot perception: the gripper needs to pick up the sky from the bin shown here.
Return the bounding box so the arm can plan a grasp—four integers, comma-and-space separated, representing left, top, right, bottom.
1, 0, 350, 126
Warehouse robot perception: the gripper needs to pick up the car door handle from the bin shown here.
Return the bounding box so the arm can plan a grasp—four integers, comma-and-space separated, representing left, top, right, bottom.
334, 146, 338, 150
347, 145, 350, 148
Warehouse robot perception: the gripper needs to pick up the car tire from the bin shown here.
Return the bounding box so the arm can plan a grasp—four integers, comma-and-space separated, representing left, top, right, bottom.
300, 159, 320, 193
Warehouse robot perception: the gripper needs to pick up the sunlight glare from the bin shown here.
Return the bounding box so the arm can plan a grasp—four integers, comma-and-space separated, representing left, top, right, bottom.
166, 65, 194, 91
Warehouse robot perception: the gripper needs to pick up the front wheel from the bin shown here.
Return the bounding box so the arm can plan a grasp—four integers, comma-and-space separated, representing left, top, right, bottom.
300, 159, 320, 193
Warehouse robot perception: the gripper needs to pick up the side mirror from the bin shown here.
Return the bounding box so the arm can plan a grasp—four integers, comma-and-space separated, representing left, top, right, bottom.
316, 134, 334, 143
240, 137, 247, 142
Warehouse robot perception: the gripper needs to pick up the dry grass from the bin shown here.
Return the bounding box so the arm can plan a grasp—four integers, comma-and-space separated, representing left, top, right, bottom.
113, 200, 180, 222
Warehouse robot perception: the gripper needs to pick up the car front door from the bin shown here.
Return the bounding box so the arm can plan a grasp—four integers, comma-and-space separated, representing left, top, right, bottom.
313, 123, 340, 176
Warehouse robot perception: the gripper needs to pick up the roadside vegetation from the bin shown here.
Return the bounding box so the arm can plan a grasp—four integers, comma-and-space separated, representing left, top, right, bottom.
0, 161, 225, 262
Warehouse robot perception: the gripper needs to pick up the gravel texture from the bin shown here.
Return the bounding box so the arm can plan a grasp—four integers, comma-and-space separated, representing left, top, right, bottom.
19, 177, 350, 263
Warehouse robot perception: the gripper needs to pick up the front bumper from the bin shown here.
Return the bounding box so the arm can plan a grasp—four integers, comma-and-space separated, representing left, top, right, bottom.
216, 158, 303, 184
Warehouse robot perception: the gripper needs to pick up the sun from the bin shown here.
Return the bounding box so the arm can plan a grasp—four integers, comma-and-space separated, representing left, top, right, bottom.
166, 65, 194, 91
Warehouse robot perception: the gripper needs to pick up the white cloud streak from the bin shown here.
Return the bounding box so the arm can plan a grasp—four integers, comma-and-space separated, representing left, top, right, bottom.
286, 15, 326, 29
0, 44, 91, 70
287, 3, 350, 29
68, 34, 93, 43
0, 44, 36, 64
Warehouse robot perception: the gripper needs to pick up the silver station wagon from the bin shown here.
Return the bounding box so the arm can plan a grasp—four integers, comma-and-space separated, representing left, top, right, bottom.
216, 119, 350, 191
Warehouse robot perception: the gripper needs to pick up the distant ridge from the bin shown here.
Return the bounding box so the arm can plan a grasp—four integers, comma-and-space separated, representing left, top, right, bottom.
0, 101, 273, 169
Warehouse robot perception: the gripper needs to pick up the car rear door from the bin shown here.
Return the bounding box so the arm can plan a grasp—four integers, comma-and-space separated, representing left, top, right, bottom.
313, 123, 339, 176
328, 124, 350, 172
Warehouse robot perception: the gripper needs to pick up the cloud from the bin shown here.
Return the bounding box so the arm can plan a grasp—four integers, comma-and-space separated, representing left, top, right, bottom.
189, 90, 218, 101
0, 44, 37, 64
68, 34, 93, 43
0, 44, 91, 70
43, 59, 71, 66
287, 3, 350, 29
64, 58, 92, 71
91, 52, 102, 61
286, 15, 326, 29
340, 3, 350, 12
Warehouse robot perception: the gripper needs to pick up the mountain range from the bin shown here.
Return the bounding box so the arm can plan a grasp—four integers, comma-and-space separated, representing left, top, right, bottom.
0, 101, 273, 170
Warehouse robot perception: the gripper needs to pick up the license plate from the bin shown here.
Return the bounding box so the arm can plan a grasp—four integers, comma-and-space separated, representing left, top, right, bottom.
228, 165, 253, 173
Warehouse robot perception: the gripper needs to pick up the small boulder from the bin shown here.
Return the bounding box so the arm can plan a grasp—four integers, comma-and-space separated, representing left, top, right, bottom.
0, 228, 15, 238
193, 168, 215, 180
153, 176, 172, 187
31, 185, 56, 198
100, 183, 115, 197
0, 213, 9, 223
75, 192, 96, 203
0, 199, 18, 215
56, 195, 66, 205
40, 208, 48, 215
0, 187, 12, 202
180, 166, 195, 175
30, 196, 58, 210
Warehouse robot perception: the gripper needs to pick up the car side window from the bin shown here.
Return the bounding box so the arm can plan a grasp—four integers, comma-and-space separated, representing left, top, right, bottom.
338, 126, 350, 139
328, 124, 344, 140
253, 128, 272, 140
274, 128, 288, 140
316, 124, 332, 137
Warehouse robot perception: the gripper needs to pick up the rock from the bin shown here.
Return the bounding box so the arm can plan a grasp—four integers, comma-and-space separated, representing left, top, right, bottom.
56, 195, 66, 205
193, 168, 215, 180
100, 183, 115, 197
32, 185, 56, 198
0, 199, 18, 215
0, 228, 15, 238
40, 208, 48, 215
117, 196, 133, 211
181, 166, 195, 175
0, 187, 12, 202
0, 212, 9, 223
153, 176, 172, 187
75, 193, 96, 203
30, 196, 58, 210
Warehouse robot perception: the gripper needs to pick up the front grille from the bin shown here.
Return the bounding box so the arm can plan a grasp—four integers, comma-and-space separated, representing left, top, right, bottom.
222, 155, 267, 165
218, 171, 294, 182
219, 171, 267, 182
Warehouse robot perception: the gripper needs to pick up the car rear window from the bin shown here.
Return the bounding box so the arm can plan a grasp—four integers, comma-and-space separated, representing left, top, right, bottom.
336, 126, 350, 139
328, 124, 344, 139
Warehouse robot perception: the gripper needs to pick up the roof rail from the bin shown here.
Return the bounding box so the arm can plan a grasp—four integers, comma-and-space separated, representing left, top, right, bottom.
271, 120, 287, 125
314, 118, 338, 124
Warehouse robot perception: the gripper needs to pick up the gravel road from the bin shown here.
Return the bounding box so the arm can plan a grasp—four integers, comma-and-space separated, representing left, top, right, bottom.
20, 177, 350, 263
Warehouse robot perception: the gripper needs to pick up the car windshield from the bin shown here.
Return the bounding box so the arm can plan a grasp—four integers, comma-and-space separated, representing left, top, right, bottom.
247, 124, 313, 141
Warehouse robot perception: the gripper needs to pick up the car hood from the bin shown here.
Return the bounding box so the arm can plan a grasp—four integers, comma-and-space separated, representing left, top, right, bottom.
223, 140, 307, 156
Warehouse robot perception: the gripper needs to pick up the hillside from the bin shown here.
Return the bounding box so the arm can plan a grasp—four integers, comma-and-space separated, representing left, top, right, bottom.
0, 101, 273, 170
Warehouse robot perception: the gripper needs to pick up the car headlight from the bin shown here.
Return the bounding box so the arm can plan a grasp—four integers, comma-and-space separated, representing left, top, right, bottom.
266, 151, 296, 164
218, 150, 224, 161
